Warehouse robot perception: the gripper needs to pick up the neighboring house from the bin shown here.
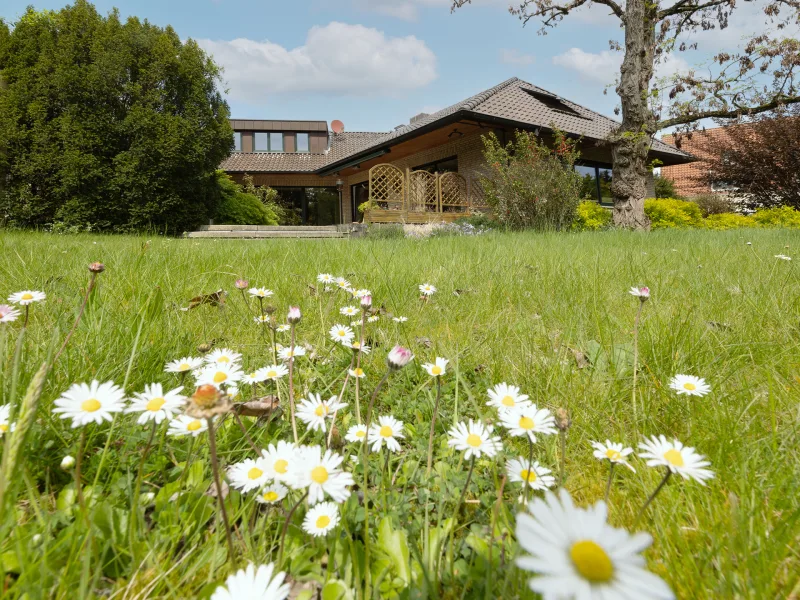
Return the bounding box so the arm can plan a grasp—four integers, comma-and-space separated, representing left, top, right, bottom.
661, 127, 740, 198
221, 77, 692, 226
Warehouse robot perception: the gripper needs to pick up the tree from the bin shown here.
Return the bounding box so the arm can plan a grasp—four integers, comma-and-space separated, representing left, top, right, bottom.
0, 1, 232, 233
654, 174, 679, 198
452, 0, 800, 230
693, 109, 800, 209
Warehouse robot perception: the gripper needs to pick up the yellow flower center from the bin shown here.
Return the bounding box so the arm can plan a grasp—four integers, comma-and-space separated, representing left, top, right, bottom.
501, 395, 515, 407
213, 372, 227, 383
379, 425, 393, 438
247, 467, 264, 480
263, 491, 279, 502
179, 363, 190, 371
311, 466, 329, 484
518, 416, 534, 430
354, 369, 364, 376
339, 330, 347, 336
466, 434, 482, 447
683, 382, 696, 391
664, 449, 684, 467
316, 515, 331, 529
356, 429, 366, 438
21, 293, 33, 300
431, 366, 442, 375
520, 469, 536, 483
0, 424, 8, 432
187, 420, 202, 431
146, 397, 166, 412
570, 540, 614, 583
274, 459, 288, 474
81, 399, 101, 413
605, 449, 621, 460
314, 405, 328, 417
217, 356, 230, 363
267, 370, 277, 378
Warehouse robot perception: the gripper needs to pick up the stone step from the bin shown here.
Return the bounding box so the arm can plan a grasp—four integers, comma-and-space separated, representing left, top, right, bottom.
187, 230, 345, 239
198, 224, 339, 232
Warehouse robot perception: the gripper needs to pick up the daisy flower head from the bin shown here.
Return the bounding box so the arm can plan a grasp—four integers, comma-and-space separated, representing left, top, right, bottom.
590, 440, 636, 472
367, 315, 380, 323
392, 316, 408, 323
210, 562, 290, 600
242, 370, 267, 385
387, 345, 414, 370
447, 419, 502, 460
254, 315, 271, 325
329, 324, 355, 344
296, 394, 347, 432
291, 445, 354, 504
348, 340, 371, 354
638, 435, 714, 484
195, 362, 244, 389
256, 482, 288, 505
486, 382, 531, 412
52, 380, 126, 428
164, 356, 203, 374
228, 456, 272, 493
360, 294, 372, 309
345, 423, 368, 443
302, 501, 340, 537
276, 324, 291, 333
204, 348, 242, 366
668, 374, 711, 397
0, 404, 15, 437
340, 305, 359, 317
516, 489, 674, 600
287, 306, 302, 324
8, 290, 46, 306
775, 254, 792, 261
506, 457, 555, 491
368, 415, 405, 453
126, 383, 186, 425
499, 404, 557, 442
317, 273, 334, 284
348, 367, 366, 378
354, 288, 371, 299
234, 278, 249, 290
419, 283, 436, 296
0, 305, 21, 323
261, 440, 300, 482
629, 286, 650, 300
278, 345, 306, 362
422, 357, 449, 377
248, 287, 274, 298
167, 415, 209, 437
256, 364, 288, 381
335, 277, 351, 290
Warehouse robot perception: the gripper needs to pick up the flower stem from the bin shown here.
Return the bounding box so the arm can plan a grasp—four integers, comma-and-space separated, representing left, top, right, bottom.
207, 417, 236, 567
559, 429, 567, 487
53, 271, 98, 365
130, 420, 158, 549
23, 305, 29, 329
633, 469, 671, 527
288, 324, 299, 444
455, 455, 476, 518
74, 428, 88, 521
326, 356, 354, 448
278, 490, 308, 567
355, 311, 366, 422
604, 462, 615, 504
425, 377, 442, 478
233, 410, 261, 454
632, 301, 644, 422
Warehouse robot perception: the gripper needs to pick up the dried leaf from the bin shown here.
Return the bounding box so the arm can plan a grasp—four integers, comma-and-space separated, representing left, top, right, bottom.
181, 289, 227, 311
235, 396, 280, 418
571, 348, 589, 369
205, 479, 229, 499
307, 284, 317, 297
415, 336, 433, 349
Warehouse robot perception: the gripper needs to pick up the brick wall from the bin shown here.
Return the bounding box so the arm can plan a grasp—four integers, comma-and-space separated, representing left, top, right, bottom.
661, 127, 742, 197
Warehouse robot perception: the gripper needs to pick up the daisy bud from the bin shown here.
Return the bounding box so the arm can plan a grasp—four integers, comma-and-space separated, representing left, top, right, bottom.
360, 295, 372, 310
32, 534, 42, 546
88, 262, 105, 273
60, 455, 75, 470
191, 384, 221, 409
234, 279, 249, 290
387, 345, 414, 370
554, 407, 571, 431
264, 305, 276, 315
287, 306, 302, 324
197, 343, 212, 354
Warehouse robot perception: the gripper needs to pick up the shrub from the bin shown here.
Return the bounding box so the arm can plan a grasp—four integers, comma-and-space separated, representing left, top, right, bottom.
644, 198, 704, 229
572, 201, 612, 231
751, 206, 800, 228
213, 172, 279, 226
240, 175, 285, 223
701, 213, 755, 230
691, 194, 735, 216
481, 129, 583, 231
454, 214, 500, 230
654, 175, 680, 199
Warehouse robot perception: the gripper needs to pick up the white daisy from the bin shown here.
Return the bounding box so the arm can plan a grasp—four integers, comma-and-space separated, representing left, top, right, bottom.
591, 440, 636, 472
350, 320, 361, 327
499, 404, 557, 442
348, 367, 366, 379
242, 370, 267, 385
210, 562, 290, 600
335, 277, 351, 290
516, 489, 675, 600
276, 324, 290, 333
340, 306, 359, 317
345, 424, 368, 442
367, 315, 380, 323
447, 419, 502, 460
0, 305, 21, 323
254, 315, 271, 325
256, 482, 289, 505
638, 435, 714, 484
204, 348, 242, 366
486, 382, 531, 412
164, 356, 203, 373
228, 456, 272, 493
353, 289, 371, 299
52, 380, 126, 428
775, 254, 792, 261
256, 364, 289, 381
422, 357, 449, 377
0, 404, 15, 437
296, 394, 347, 432
302, 501, 340, 537
347, 341, 371, 354
317, 273, 334, 284
367, 415, 405, 453
278, 346, 306, 361
506, 457, 555, 491
392, 316, 408, 323
291, 445, 354, 504
8, 290, 46, 305
261, 440, 300, 483
629, 286, 650, 299
668, 374, 711, 397
195, 362, 244, 388
248, 287, 274, 298
329, 324, 355, 344
167, 415, 209, 437
419, 283, 436, 296
126, 383, 186, 425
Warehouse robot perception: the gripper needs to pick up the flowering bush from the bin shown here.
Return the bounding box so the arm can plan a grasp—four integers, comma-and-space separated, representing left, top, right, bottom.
701, 213, 755, 230
644, 198, 704, 229
572, 200, 612, 231
750, 205, 800, 228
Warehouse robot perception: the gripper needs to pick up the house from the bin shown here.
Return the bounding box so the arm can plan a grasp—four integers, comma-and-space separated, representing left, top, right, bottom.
661, 127, 737, 198
221, 77, 692, 226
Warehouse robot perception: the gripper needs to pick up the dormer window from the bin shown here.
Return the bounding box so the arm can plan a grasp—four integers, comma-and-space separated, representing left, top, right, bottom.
234, 132, 242, 152
255, 132, 284, 152
523, 88, 584, 118
296, 133, 309, 153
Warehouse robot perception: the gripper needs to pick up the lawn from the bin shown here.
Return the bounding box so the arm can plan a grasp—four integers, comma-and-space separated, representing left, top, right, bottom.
0, 228, 798, 599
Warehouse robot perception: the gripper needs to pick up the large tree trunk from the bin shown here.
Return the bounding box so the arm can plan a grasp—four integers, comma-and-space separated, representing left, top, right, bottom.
611, 0, 657, 230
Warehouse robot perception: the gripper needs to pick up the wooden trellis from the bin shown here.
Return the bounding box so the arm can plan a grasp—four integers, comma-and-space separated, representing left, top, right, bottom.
468, 177, 491, 212
439, 172, 468, 212
368, 164, 405, 210
408, 170, 438, 212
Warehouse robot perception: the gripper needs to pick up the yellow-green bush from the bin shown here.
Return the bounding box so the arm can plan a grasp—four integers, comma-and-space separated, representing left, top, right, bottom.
572, 200, 612, 231
701, 213, 755, 230
751, 206, 800, 228
644, 198, 704, 229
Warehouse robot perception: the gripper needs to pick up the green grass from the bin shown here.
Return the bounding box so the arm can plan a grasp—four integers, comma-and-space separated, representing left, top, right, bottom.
1, 228, 799, 599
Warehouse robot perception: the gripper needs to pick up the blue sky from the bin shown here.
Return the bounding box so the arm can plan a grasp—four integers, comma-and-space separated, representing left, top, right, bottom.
1, 0, 779, 133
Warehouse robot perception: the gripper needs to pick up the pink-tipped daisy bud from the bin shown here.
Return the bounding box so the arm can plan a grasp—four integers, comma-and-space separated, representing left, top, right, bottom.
287, 306, 302, 324
387, 345, 414, 370
629, 286, 650, 301
235, 279, 249, 290
88, 262, 105, 273
264, 305, 276, 315
360, 295, 372, 310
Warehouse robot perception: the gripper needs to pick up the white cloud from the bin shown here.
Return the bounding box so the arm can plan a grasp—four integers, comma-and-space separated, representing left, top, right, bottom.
196, 22, 437, 103
552, 48, 688, 85
351, 0, 509, 21
500, 48, 535, 66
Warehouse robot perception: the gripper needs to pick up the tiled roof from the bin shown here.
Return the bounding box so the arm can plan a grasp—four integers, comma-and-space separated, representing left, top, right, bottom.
222, 77, 691, 173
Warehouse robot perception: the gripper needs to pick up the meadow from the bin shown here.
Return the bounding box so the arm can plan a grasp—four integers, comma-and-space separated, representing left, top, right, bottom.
0, 228, 798, 599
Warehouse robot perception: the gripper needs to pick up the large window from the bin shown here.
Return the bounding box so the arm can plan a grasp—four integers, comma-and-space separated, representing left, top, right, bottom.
273, 187, 340, 226
413, 156, 458, 174
296, 133, 309, 153
576, 164, 613, 205
254, 132, 284, 152
233, 132, 242, 152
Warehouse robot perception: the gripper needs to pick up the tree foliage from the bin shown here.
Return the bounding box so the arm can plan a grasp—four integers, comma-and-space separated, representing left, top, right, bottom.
0, 1, 232, 233
654, 175, 680, 199
214, 172, 279, 226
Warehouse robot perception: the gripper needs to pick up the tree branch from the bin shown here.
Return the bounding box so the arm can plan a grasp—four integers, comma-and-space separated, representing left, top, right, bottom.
658, 0, 733, 19
658, 95, 800, 129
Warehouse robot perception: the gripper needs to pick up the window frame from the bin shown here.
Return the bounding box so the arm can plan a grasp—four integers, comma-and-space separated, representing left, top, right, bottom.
233, 131, 242, 152
253, 131, 285, 153
296, 132, 310, 153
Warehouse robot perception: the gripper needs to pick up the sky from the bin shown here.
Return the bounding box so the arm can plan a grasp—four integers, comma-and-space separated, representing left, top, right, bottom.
1, 0, 785, 134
